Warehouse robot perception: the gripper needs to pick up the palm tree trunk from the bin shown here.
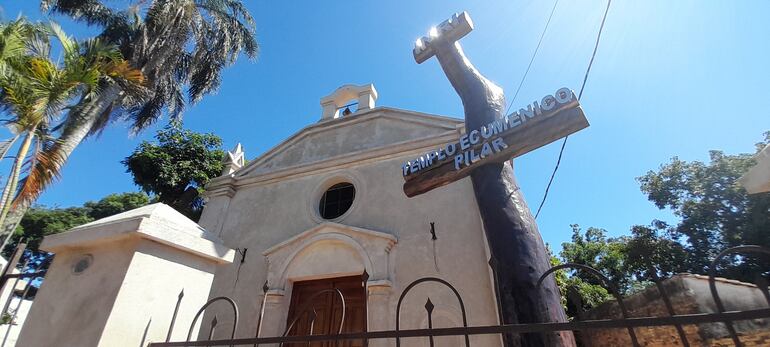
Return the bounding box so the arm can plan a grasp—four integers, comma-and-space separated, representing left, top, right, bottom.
0, 85, 122, 239
0, 126, 37, 247
0, 135, 21, 210
0, 162, 18, 225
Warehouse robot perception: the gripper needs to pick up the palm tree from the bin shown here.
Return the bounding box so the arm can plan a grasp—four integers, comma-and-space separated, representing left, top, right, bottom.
0, 19, 40, 164
0, 0, 258, 234
0, 20, 144, 247
0, 19, 49, 237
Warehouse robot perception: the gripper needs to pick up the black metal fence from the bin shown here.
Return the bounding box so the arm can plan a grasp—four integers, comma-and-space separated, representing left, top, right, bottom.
0, 242, 765, 346
143, 245, 770, 347
0, 243, 48, 347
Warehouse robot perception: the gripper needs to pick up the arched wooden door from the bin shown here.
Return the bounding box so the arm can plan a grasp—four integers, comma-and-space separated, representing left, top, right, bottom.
286, 275, 367, 347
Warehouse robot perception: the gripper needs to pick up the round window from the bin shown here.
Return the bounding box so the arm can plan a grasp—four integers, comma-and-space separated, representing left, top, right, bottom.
319, 182, 356, 219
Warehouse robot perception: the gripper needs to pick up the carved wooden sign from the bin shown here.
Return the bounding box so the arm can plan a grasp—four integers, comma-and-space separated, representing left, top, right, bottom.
402, 88, 589, 197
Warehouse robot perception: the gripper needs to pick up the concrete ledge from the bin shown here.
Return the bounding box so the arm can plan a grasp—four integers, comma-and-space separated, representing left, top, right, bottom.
41, 203, 234, 264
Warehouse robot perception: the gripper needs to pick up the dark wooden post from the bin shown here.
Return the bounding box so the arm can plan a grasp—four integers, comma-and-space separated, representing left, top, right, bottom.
414, 13, 575, 346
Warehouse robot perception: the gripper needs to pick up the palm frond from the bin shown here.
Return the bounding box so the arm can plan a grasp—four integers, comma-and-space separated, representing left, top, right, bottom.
0, 136, 19, 162
102, 60, 144, 84
14, 137, 64, 206
42, 0, 123, 32
48, 21, 80, 65
41, 0, 258, 133
0, 19, 35, 61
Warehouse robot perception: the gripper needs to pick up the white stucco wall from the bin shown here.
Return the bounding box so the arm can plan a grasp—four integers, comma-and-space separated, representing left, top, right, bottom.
0, 298, 33, 347
199, 108, 502, 346
0, 256, 24, 313
17, 241, 135, 347
100, 239, 219, 346
0, 255, 30, 347
17, 204, 234, 347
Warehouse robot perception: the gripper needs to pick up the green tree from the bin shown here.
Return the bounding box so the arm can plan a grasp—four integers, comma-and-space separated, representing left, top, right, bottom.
8, 206, 91, 254
554, 133, 770, 316
2, 0, 258, 235
556, 225, 632, 318
560, 225, 632, 291
3, 192, 149, 255
549, 252, 612, 320
623, 221, 689, 281
83, 192, 149, 220
637, 132, 770, 281
2, 192, 148, 294
123, 127, 224, 220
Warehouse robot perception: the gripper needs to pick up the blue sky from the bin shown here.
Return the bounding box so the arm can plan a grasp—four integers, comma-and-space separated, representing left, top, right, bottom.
2, 1, 768, 249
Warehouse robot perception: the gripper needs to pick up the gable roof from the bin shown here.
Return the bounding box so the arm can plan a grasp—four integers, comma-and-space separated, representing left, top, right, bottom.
233, 106, 463, 180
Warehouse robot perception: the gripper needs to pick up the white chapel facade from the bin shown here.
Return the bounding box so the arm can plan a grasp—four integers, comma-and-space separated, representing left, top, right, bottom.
15, 83, 504, 347
197, 83, 501, 345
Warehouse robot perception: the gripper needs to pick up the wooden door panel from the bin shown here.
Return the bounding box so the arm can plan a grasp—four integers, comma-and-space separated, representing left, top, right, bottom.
286, 276, 367, 347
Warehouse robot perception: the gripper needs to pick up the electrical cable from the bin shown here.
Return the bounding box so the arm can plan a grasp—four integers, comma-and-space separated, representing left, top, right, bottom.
534, 0, 612, 219
505, 0, 561, 115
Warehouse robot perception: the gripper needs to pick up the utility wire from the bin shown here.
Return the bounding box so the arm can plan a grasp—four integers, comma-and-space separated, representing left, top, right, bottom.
534, 0, 612, 219
505, 0, 560, 115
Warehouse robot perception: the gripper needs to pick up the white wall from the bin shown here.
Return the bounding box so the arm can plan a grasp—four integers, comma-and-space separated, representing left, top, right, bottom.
199, 110, 501, 346
16, 240, 135, 347
100, 239, 219, 346
17, 236, 227, 347
0, 298, 32, 347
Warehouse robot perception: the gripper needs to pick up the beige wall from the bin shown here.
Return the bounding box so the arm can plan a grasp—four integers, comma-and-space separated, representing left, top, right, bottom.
17, 237, 224, 347
199, 110, 501, 346
17, 240, 135, 347
100, 239, 219, 346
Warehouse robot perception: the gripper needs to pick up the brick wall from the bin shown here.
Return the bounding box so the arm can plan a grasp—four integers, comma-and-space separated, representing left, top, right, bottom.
578, 274, 770, 347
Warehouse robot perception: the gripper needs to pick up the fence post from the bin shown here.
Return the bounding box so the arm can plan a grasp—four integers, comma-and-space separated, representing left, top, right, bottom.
166, 289, 185, 342
0, 243, 25, 294
648, 269, 690, 347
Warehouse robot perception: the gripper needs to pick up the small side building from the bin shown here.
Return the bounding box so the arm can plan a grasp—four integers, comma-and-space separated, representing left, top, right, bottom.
16, 203, 234, 347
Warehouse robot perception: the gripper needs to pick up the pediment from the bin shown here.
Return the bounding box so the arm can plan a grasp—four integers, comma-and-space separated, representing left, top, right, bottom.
236, 107, 461, 178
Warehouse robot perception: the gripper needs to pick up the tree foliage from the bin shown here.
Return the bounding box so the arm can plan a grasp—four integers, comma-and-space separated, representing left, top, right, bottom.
3, 192, 149, 255
1, 192, 148, 297
560, 225, 630, 290
556, 132, 770, 317
623, 221, 689, 281
41, 0, 259, 129
550, 251, 612, 320
123, 126, 224, 220
637, 132, 770, 280
0, 0, 258, 237
0, 19, 143, 247
83, 192, 151, 220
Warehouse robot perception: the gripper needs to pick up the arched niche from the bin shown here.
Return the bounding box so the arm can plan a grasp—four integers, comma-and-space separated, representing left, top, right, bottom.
263, 222, 396, 292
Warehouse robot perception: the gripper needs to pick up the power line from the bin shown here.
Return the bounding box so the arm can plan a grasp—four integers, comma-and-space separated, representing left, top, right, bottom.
534, 0, 613, 220
505, 0, 561, 115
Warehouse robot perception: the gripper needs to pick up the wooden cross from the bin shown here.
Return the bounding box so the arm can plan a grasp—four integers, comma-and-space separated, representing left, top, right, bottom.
403, 12, 589, 198
407, 12, 587, 346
